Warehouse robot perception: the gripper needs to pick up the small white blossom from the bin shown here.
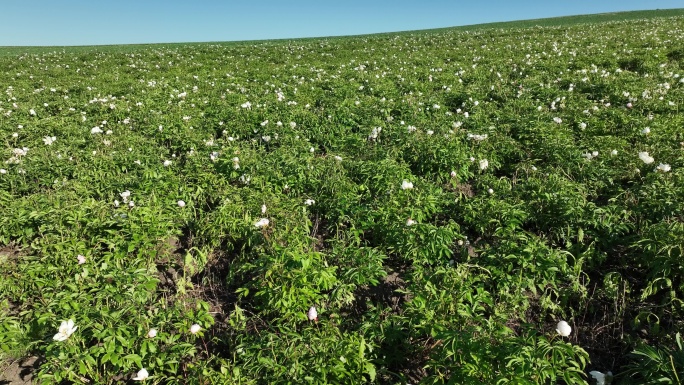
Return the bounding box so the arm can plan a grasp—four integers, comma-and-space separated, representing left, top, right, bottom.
401, 180, 413, 190
147, 329, 157, 338
77, 255, 86, 265
611, 150, 618, 156
479, 159, 489, 170
641, 127, 651, 135
467, 133, 488, 141
556, 320, 572, 337
177, 200, 186, 208
163, 160, 172, 167
53, 319, 77, 341
307, 306, 318, 321
656, 163, 671, 172
589, 371, 612, 385
254, 218, 269, 228
553, 117, 562, 124
261, 204, 267, 214
638, 152, 654, 164
132, 368, 149, 381
189, 324, 201, 334
43, 136, 56, 146
91, 126, 103, 134
304, 199, 315, 206
120, 190, 131, 202
406, 218, 416, 226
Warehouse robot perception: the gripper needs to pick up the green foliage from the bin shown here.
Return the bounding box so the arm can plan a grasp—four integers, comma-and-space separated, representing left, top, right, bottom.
622, 333, 684, 384
1, 12, 684, 384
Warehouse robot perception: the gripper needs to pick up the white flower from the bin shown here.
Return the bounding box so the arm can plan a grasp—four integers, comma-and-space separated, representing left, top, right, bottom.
334, 155, 342, 161
12, 147, 29, 157
656, 163, 671, 172
304, 199, 315, 206
641, 127, 651, 135
553, 117, 562, 124
0, 169, 6, 174
467, 133, 488, 141
128, 200, 135, 208
163, 160, 172, 167
309, 147, 315, 153
589, 370, 612, 385
29, 109, 36, 116
556, 320, 571, 337
426, 130, 434, 136
254, 218, 269, 228
241, 101, 251, 109
579, 122, 587, 130
132, 368, 149, 381
450, 170, 457, 178
479, 159, 489, 170
53, 319, 77, 341
487, 188, 494, 194
190, 324, 201, 334
638, 152, 654, 164
307, 306, 318, 321
114, 200, 120, 207
147, 329, 157, 338
43, 136, 56, 146
611, 150, 618, 156
77, 255, 86, 265
261, 204, 267, 214
401, 180, 413, 190
120, 190, 131, 202
177, 200, 186, 208
406, 218, 416, 226
91, 126, 103, 134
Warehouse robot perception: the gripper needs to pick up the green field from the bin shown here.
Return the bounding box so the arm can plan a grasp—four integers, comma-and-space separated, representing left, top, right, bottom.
1, 9, 684, 385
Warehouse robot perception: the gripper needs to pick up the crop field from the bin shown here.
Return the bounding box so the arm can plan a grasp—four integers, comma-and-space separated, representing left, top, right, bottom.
1, 9, 684, 385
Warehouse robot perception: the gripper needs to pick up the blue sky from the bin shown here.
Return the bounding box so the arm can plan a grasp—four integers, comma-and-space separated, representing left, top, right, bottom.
1, 0, 682, 46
